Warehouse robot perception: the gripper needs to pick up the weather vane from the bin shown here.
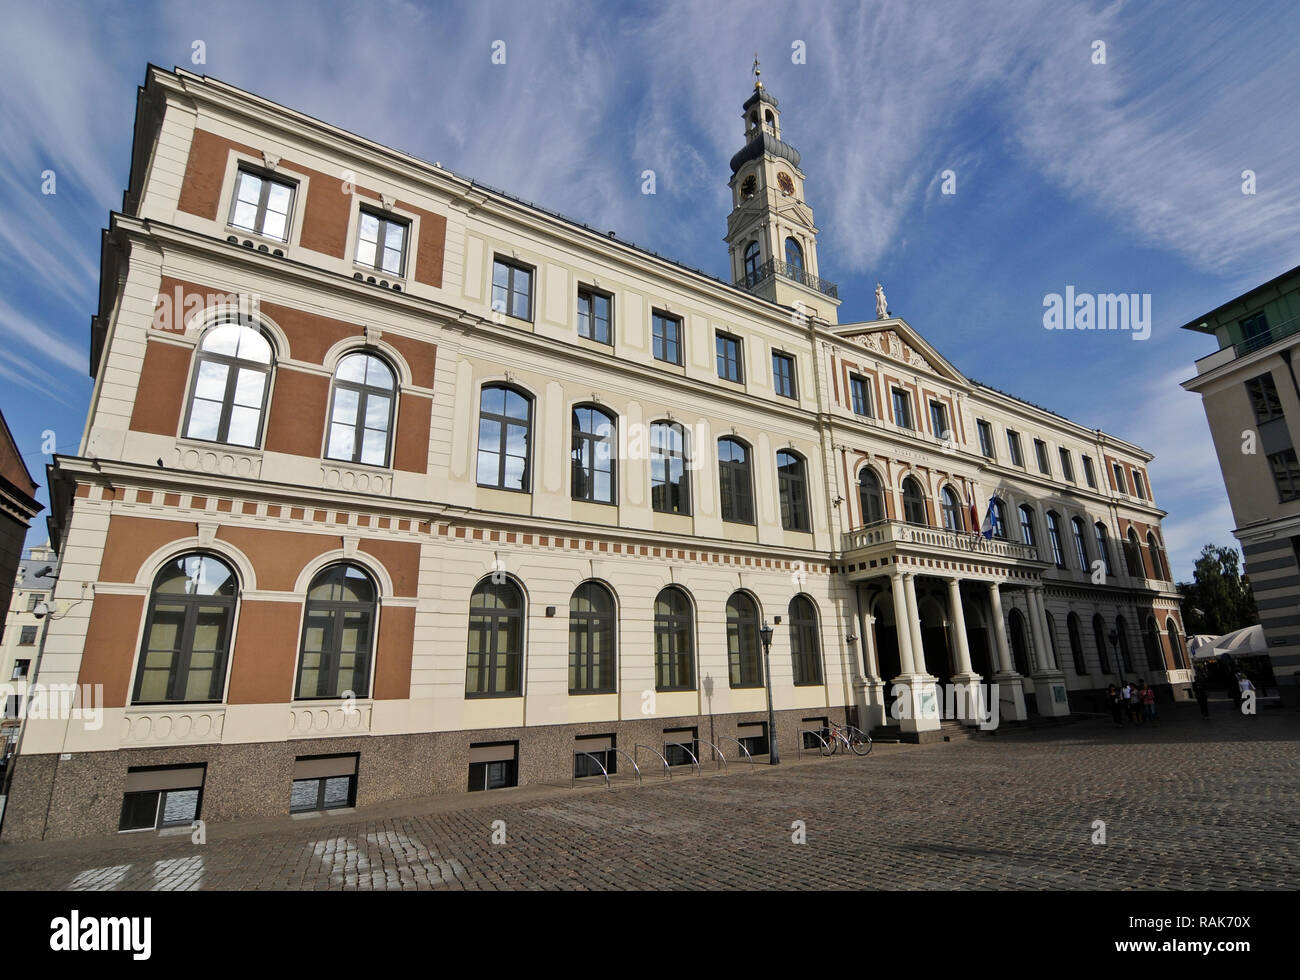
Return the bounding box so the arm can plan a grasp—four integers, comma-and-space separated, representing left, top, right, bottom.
753, 53, 762, 88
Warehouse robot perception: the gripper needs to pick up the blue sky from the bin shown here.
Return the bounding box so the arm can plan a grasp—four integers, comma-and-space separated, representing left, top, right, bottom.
1, 0, 1298, 580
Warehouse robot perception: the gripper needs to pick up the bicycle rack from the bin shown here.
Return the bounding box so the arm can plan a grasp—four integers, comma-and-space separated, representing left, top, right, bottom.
634, 744, 672, 780
611, 747, 642, 785
695, 738, 728, 771
716, 734, 755, 765
572, 751, 611, 789
797, 727, 829, 758
664, 741, 701, 776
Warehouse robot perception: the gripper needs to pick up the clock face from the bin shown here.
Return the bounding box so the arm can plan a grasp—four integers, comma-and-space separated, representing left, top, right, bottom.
777, 172, 795, 195
740, 175, 757, 199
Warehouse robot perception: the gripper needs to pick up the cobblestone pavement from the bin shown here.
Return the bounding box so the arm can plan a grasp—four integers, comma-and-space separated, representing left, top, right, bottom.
1, 704, 1296, 890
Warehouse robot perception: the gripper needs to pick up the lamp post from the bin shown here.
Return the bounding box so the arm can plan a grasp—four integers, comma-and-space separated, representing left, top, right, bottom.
759, 621, 779, 765
1109, 627, 1125, 689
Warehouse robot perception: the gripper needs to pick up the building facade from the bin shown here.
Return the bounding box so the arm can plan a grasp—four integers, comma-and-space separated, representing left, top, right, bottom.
2, 67, 1184, 841
1181, 263, 1300, 699
1, 544, 59, 765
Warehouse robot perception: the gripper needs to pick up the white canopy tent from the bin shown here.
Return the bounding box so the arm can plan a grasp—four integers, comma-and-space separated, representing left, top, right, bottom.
1189, 624, 1267, 660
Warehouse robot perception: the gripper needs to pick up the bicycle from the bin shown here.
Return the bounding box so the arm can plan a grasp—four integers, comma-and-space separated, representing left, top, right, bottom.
821, 720, 872, 756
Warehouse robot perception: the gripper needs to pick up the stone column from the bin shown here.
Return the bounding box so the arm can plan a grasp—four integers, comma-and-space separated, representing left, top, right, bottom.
988, 581, 1027, 722
1030, 586, 1071, 717
853, 585, 886, 730
890, 569, 917, 676
903, 572, 929, 678
889, 569, 940, 739
1026, 589, 1051, 673
946, 578, 985, 728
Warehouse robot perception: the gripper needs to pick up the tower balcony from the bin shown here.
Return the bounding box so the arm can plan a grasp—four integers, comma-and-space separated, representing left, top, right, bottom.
736, 257, 838, 299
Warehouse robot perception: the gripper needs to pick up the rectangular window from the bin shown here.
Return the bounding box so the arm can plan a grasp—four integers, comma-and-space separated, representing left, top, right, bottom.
1034, 439, 1050, 475
577, 287, 612, 344
228, 168, 295, 241
1082, 454, 1097, 488
716, 332, 744, 383
652, 311, 682, 365
19, 626, 36, 645
3, 695, 17, 719
467, 742, 518, 791
573, 734, 617, 779
736, 721, 769, 758
1269, 449, 1300, 501
490, 258, 534, 321
891, 388, 913, 429
929, 400, 949, 440
11, 660, 29, 680
354, 209, 408, 276
1006, 429, 1024, 466
1113, 462, 1129, 494
976, 419, 995, 458
26, 594, 39, 612
1059, 448, 1075, 482
1245, 373, 1284, 423
802, 717, 830, 751
772, 352, 797, 399
664, 727, 699, 767
118, 765, 206, 832
1132, 470, 1147, 499
290, 755, 358, 813
1239, 312, 1270, 347
849, 375, 872, 417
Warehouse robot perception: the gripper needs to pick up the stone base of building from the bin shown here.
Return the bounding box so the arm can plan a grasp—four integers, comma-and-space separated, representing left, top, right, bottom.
0, 705, 859, 842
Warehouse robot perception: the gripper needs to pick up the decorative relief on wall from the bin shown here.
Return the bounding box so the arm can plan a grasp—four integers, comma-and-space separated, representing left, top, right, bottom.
321, 464, 391, 494
289, 704, 372, 737
858, 330, 938, 374
121, 709, 226, 745
174, 446, 262, 478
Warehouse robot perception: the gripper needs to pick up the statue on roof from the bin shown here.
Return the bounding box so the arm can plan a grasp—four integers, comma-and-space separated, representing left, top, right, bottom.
875, 282, 888, 320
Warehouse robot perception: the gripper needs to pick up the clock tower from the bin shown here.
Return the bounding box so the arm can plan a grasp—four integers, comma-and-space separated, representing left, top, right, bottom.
726, 59, 840, 323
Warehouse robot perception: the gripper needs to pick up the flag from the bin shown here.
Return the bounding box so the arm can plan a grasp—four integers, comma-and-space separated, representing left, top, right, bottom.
979, 498, 996, 539
965, 487, 978, 534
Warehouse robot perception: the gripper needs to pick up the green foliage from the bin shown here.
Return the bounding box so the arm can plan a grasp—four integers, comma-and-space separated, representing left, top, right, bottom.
1176, 544, 1259, 636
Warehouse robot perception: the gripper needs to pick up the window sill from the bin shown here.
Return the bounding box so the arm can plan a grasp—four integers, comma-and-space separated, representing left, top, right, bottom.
175, 436, 264, 456
464, 692, 523, 700
352, 262, 408, 283
225, 226, 290, 251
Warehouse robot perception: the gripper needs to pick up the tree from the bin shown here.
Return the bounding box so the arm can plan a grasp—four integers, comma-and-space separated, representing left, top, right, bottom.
1176, 544, 1259, 636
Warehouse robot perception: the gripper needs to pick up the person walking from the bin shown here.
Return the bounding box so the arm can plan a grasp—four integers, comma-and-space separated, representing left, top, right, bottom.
1192, 677, 1210, 719
1128, 681, 1143, 724
1107, 684, 1124, 727
1141, 681, 1157, 722
1237, 672, 1256, 715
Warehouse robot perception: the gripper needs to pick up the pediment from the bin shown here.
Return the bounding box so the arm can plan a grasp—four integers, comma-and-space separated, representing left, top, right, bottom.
833, 319, 968, 384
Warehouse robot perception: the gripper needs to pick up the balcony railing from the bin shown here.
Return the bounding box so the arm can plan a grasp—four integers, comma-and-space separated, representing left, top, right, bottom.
1234, 313, 1300, 357
843, 519, 1042, 563
736, 258, 838, 299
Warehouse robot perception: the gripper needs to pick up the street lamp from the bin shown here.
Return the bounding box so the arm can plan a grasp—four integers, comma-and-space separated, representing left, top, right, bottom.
1109, 627, 1125, 689
759, 621, 779, 765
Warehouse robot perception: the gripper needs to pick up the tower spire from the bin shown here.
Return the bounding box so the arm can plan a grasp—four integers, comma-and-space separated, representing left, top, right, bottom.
753, 53, 762, 89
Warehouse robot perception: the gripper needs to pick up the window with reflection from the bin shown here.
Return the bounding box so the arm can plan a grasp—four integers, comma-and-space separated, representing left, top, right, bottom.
295, 564, 376, 700
228, 168, 294, 241
1071, 517, 1090, 571
466, 578, 524, 697
785, 237, 803, 272
941, 487, 962, 532
727, 592, 762, 688
789, 595, 822, 686
1094, 523, 1114, 576
743, 241, 762, 286
1067, 613, 1087, 675
569, 582, 615, 694
355, 209, 408, 276
989, 497, 1008, 539
1093, 613, 1111, 674
859, 469, 885, 525
183, 318, 274, 447
1167, 618, 1185, 670
777, 450, 810, 532
326, 352, 395, 466
477, 385, 532, 491
1019, 505, 1037, 546
572, 405, 616, 504
1046, 511, 1066, 568
654, 586, 694, 691
1115, 617, 1134, 673
650, 421, 690, 515
132, 554, 237, 704
902, 477, 927, 526
718, 438, 754, 524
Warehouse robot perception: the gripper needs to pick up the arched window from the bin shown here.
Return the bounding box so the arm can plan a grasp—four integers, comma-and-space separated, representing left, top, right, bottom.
466, 577, 524, 697
1166, 618, 1185, 670
1093, 614, 1112, 674
859, 468, 886, 526
1143, 616, 1164, 673
295, 564, 377, 700
777, 450, 810, 532
718, 438, 754, 524
1067, 613, 1087, 675
1044, 611, 1060, 671
183, 318, 274, 447
654, 586, 695, 691
1046, 511, 1066, 568
1094, 522, 1114, 576
726, 592, 762, 688
987, 497, 1008, 538
789, 595, 822, 686
132, 554, 238, 704
743, 241, 762, 285
1008, 609, 1031, 675
325, 352, 396, 466
902, 477, 928, 526
1018, 505, 1037, 547
569, 581, 616, 694
477, 384, 532, 491
941, 487, 963, 532
1147, 531, 1168, 581
572, 405, 616, 504
1115, 615, 1134, 672
1071, 517, 1090, 572
650, 421, 690, 515
785, 237, 804, 272
1125, 529, 1144, 577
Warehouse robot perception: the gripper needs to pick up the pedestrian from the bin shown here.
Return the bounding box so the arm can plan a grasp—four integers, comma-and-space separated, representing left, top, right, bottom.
1237, 672, 1256, 714
1192, 677, 1210, 719
1141, 681, 1157, 722
1107, 684, 1124, 727
1128, 681, 1143, 724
